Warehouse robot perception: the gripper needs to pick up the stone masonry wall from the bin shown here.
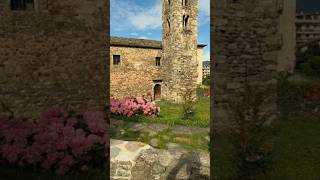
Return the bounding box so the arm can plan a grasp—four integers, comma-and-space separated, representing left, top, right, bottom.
110, 46, 162, 99
162, 0, 199, 103
278, 0, 296, 73
211, 0, 283, 128
197, 48, 204, 84
0, 0, 107, 117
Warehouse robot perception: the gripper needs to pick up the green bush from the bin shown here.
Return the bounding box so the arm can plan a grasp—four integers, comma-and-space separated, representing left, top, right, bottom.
225, 84, 275, 179
181, 89, 196, 120
309, 56, 320, 75
300, 62, 313, 76
296, 44, 320, 77
202, 77, 210, 86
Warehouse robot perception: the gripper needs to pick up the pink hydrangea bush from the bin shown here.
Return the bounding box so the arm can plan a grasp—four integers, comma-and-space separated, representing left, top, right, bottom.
0, 107, 109, 175
110, 96, 160, 117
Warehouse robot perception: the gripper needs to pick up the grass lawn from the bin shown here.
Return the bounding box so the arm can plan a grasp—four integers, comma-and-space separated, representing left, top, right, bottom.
112, 96, 210, 128
0, 166, 107, 180
118, 128, 210, 151
212, 113, 320, 179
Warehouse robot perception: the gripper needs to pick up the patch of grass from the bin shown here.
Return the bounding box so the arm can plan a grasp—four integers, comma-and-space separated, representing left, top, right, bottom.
212, 112, 320, 179
116, 128, 209, 151
112, 97, 210, 128
0, 165, 107, 180
270, 113, 320, 179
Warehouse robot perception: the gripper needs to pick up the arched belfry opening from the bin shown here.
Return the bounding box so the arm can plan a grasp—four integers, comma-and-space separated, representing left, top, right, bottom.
183, 15, 189, 30
154, 84, 161, 100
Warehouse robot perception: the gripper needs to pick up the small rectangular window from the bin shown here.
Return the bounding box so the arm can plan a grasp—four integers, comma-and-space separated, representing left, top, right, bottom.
10, 0, 34, 11
156, 57, 161, 66
113, 55, 121, 65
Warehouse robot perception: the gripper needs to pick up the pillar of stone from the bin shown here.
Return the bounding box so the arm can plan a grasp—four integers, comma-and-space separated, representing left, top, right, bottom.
278, 0, 296, 73
211, 0, 283, 128
162, 0, 199, 103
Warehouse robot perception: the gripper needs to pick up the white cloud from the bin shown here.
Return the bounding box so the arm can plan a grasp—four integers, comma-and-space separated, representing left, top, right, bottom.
198, 0, 210, 26
199, 0, 210, 16
138, 36, 149, 39
111, 0, 162, 31
111, 0, 209, 31
203, 50, 210, 62
128, 1, 162, 30
130, 33, 139, 36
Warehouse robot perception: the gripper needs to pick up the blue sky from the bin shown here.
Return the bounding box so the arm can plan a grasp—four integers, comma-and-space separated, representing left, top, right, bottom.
110, 0, 210, 62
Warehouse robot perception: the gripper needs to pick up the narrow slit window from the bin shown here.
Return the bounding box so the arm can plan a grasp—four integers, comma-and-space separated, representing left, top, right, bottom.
113, 55, 121, 65
156, 57, 161, 66
167, 19, 170, 32
10, 0, 34, 10
182, 0, 188, 6
183, 15, 189, 30
11, 0, 26, 10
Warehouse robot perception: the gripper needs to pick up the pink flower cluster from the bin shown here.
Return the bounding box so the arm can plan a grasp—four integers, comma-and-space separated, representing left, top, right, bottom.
0, 107, 109, 175
110, 96, 160, 117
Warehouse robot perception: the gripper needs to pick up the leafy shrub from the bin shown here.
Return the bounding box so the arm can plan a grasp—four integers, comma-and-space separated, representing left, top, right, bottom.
309, 56, 320, 75
182, 89, 196, 120
202, 77, 210, 86
277, 73, 306, 115
0, 107, 108, 175
196, 86, 210, 98
110, 97, 160, 117
296, 45, 320, 77
225, 84, 275, 179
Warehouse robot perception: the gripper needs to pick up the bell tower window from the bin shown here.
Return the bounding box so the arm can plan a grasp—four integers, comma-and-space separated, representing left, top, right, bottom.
182, 0, 188, 6
183, 15, 189, 30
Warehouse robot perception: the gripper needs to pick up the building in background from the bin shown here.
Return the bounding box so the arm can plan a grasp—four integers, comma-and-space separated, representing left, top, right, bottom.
296, 12, 320, 45
202, 61, 210, 78
110, 37, 206, 100
111, 0, 207, 102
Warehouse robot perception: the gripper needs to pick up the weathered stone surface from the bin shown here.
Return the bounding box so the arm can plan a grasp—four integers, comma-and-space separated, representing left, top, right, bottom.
211, 0, 294, 128
161, 0, 200, 103
110, 38, 205, 100
0, 0, 108, 117
110, 139, 210, 180
150, 138, 160, 148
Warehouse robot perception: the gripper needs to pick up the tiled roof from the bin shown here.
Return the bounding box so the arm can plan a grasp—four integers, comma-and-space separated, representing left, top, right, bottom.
110, 37, 207, 49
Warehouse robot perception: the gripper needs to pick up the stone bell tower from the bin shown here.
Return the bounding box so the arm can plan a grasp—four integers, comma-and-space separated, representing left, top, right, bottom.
161, 0, 199, 103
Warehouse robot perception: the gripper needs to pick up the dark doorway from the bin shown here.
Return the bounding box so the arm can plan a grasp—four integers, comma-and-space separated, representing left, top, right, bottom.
154, 84, 161, 100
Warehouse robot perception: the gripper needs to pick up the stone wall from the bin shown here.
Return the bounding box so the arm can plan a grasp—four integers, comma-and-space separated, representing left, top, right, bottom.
0, 0, 107, 117
162, 0, 199, 102
278, 0, 296, 73
197, 48, 204, 84
211, 0, 282, 128
110, 46, 162, 99
110, 139, 210, 180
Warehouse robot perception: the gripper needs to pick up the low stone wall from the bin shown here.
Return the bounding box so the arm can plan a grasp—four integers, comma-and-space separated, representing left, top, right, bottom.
110, 139, 210, 180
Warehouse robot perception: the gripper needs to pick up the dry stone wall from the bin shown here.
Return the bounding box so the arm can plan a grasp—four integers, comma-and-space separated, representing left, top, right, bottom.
211, 0, 284, 128
0, 0, 107, 117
